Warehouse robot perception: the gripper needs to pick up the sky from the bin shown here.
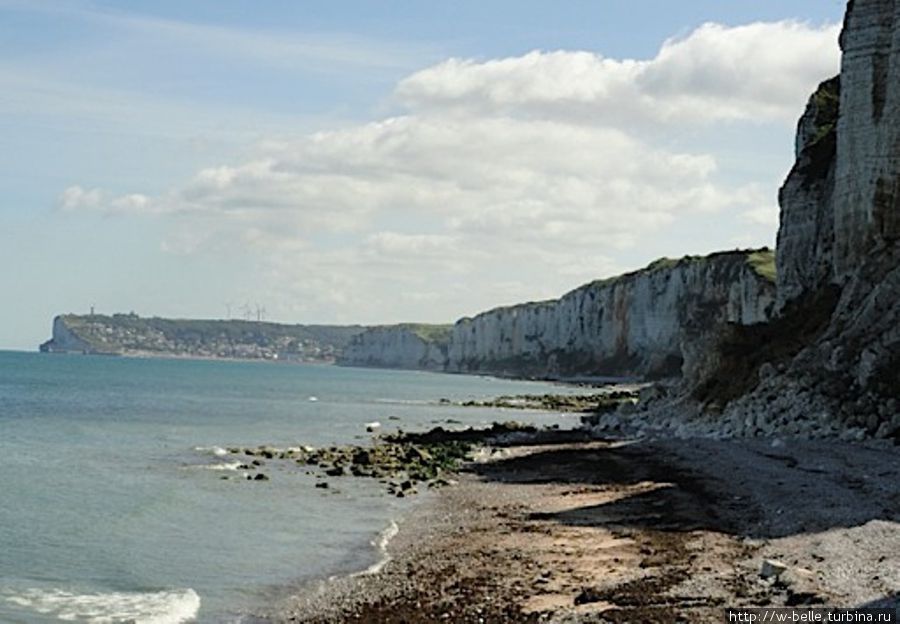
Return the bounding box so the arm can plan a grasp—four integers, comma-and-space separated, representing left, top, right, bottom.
0, 0, 847, 350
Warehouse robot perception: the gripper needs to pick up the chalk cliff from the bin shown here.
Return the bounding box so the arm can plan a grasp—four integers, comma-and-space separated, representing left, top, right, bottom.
41, 315, 94, 354
341, 251, 776, 380
339, 324, 451, 371
775, 76, 839, 309
448, 252, 774, 379
678, 0, 900, 439
832, 0, 900, 277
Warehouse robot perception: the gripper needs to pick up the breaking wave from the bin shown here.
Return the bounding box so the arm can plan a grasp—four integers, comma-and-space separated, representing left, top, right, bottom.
3, 587, 201, 623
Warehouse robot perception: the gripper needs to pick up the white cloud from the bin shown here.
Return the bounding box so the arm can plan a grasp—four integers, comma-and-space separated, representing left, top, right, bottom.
57, 19, 840, 323
742, 204, 781, 227
59, 186, 105, 212
59, 186, 155, 215
396, 21, 840, 124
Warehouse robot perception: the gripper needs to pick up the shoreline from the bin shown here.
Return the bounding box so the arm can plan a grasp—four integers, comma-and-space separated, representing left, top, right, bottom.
271, 433, 900, 623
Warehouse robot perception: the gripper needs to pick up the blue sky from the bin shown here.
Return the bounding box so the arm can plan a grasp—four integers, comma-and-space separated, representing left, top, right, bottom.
1, 1, 846, 349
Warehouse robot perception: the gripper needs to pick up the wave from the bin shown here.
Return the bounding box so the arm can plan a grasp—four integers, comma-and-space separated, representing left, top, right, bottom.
350, 519, 399, 577
4, 587, 200, 623
196, 461, 243, 471
193, 445, 228, 457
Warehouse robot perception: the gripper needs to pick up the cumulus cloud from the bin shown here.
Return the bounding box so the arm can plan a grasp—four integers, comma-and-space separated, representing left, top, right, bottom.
58, 19, 840, 322
396, 21, 840, 124
70, 117, 730, 244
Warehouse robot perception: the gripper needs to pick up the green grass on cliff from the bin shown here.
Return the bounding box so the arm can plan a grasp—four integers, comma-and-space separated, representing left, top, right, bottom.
592, 249, 774, 285
747, 249, 777, 283
811, 76, 840, 145
401, 323, 453, 344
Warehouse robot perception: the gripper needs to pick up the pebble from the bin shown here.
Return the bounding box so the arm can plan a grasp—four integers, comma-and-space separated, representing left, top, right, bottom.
760, 559, 788, 579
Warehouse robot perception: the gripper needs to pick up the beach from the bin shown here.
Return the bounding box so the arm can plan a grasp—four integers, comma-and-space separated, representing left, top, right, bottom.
278, 433, 900, 623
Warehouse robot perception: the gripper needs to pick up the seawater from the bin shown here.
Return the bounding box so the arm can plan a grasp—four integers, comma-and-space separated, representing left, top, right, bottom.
0, 351, 583, 623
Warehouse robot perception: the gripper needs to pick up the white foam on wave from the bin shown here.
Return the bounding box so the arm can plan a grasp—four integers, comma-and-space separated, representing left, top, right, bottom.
200, 461, 242, 471
4, 587, 200, 624
350, 519, 399, 577
193, 445, 228, 457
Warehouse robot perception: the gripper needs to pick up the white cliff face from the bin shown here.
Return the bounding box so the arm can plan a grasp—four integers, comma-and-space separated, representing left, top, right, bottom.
447, 252, 775, 379
337, 252, 775, 380
696, 0, 900, 436
833, 0, 900, 278
774, 0, 900, 396
39, 316, 93, 353
339, 326, 449, 371
775, 77, 839, 308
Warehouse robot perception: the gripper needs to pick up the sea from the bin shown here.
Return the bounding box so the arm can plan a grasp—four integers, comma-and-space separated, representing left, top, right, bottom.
0, 350, 585, 623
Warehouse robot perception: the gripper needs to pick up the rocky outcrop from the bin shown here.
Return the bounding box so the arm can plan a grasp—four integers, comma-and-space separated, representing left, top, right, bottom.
341, 251, 776, 380
338, 324, 451, 371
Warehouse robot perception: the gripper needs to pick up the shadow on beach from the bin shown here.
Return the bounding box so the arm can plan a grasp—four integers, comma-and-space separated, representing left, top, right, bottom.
467, 436, 900, 540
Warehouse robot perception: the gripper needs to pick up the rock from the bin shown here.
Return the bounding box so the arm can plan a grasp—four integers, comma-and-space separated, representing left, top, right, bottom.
639, 384, 666, 403
758, 362, 777, 381
315, 482, 329, 489
352, 450, 372, 466
574, 587, 604, 606
866, 413, 879, 433
325, 466, 345, 477
253, 473, 269, 481
404, 446, 432, 463
760, 559, 788, 580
